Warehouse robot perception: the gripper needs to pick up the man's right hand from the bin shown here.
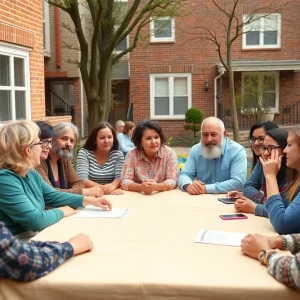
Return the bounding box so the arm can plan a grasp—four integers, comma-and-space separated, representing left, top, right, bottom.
59, 206, 76, 217
68, 233, 94, 256
186, 181, 206, 195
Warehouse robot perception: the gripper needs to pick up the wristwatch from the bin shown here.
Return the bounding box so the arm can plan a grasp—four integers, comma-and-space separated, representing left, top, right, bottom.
183, 184, 190, 191
259, 250, 267, 264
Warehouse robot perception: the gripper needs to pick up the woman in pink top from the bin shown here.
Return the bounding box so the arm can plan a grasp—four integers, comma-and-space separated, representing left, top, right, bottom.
121, 120, 179, 194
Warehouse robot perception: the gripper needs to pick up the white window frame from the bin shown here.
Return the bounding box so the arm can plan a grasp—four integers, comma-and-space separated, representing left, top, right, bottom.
241, 71, 279, 113
0, 42, 31, 123
43, 0, 51, 57
150, 17, 175, 43
243, 13, 281, 49
150, 73, 192, 120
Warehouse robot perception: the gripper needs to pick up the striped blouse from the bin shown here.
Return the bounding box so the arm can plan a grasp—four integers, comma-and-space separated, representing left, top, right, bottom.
77, 148, 124, 185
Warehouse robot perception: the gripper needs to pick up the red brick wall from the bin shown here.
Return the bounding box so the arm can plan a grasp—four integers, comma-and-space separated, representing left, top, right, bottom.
0, 0, 72, 126
129, 0, 300, 137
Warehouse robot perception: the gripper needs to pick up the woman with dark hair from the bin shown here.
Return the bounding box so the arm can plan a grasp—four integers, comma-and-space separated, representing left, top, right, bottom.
121, 120, 179, 194
35, 121, 55, 161
234, 128, 288, 217
248, 121, 278, 171
117, 121, 135, 157
227, 121, 278, 200
77, 122, 124, 195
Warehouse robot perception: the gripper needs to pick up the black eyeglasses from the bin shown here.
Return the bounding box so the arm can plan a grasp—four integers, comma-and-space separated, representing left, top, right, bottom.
32, 139, 52, 147
249, 136, 265, 144
259, 146, 281, 154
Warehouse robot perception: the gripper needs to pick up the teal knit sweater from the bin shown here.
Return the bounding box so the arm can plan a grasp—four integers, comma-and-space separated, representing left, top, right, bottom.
0, 169, 83, 235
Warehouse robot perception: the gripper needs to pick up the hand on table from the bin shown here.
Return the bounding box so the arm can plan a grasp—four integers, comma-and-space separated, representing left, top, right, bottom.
241, 233, 277, 260
83, 196, 112, 210
226, 191, 242, 199
186, 181, 206, 195
141, 181, 156, 195
110, 189, 124, 195
82, 186, 104, 197
102, 183, 118, 195
68, 233, 94, 256
234, 197, 256, 214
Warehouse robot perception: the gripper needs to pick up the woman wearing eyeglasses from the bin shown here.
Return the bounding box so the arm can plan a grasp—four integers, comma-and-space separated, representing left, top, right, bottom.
259, 125, 300, 234
35, 122, 103, 197
227, 121, 278, 199
234, 128, 288, 217
0, 120, 112, 241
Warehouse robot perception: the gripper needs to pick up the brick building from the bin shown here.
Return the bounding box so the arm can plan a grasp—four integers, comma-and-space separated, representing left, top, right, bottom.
0, 0, 71, 126
128, 0, 300, 138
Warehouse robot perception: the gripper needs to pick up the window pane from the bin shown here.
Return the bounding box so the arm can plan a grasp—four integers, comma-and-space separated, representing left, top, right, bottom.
174, 78, 187, 95
174, 96, 188, 115
154, 97, 169, 115
15, 91, 26, 119
0, 91, 11, 121
67, 84, 74, 106
115, 36, 128, 52
155, 78, 168, 96
246, 31, 259, 45
263, 76, 276, 91
0, 55, 10, 86
14, 57, 25, 87
264, 31, 277, 45
264, 15, 278, 31
249, 18, 261, 31
154, 19, 172, 38
263, 92, 276, 107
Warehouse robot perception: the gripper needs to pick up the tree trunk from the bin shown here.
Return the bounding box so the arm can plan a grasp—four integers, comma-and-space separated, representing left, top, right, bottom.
228, 69, 239, 142
87, 60, 113, 133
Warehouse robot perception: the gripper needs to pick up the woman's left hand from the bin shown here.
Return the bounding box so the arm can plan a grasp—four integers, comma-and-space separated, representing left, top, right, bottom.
259, 148, 282, 178
111, 189, 124, 195
102, 184, 117, 194
241, 233, 273, 259
234, 197, 256, 214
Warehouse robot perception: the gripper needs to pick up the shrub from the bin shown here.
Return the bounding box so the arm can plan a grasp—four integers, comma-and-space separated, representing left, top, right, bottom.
184, 107, 203, 143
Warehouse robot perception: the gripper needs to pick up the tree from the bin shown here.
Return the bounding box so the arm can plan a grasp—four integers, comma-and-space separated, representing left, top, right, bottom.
184, 107, 203, 144
184, 0, 293, 141
47, 0, 185, 132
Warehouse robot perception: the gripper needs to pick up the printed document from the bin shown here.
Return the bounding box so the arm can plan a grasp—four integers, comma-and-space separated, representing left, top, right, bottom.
75, 207, 129, 218
195, 229, 246, 247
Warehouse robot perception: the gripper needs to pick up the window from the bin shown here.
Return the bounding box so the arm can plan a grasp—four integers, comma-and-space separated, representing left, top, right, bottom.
150, 74, 191, 119
43, 0, 51, 56
0, 44, 30, 123
243, 14, 281, 49
150, 17, 175, 42
114, 26, 129, 54
242, 72, 279, 112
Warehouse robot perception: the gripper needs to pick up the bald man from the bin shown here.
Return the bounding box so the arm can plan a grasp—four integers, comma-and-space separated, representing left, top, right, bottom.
178, 117, 247, 194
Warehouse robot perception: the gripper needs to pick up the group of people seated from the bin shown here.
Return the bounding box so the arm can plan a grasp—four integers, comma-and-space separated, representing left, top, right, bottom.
0, 116, 299, 291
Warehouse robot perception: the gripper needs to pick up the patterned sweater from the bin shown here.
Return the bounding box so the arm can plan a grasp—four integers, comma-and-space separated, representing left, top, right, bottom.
0, 222, 73, 281
267, 234, 300, 291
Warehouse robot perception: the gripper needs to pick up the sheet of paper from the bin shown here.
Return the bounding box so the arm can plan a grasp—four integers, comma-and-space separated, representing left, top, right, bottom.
195, 229, 246, 247
75, 207, 129, 218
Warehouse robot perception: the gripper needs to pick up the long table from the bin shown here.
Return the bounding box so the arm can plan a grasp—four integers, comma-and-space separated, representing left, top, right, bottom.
0, 190, 299, 300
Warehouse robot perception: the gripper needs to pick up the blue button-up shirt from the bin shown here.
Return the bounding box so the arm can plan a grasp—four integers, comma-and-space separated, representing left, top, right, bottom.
178, 138, 247, 193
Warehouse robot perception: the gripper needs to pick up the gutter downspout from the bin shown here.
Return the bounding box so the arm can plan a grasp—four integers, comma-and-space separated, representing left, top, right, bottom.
214, 70, 224, 117
55, 3, 61, 68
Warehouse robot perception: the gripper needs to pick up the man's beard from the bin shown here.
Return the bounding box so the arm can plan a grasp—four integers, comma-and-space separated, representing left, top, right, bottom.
52, 143, 74, 159
201, 137, 224, 159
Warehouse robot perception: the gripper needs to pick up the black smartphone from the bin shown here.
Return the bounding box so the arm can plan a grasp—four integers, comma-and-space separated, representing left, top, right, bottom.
218, 197, 237, 204
220, 214, 248, 220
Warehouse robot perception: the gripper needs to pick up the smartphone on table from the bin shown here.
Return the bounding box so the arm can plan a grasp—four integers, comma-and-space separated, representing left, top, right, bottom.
218, 197, 237, 204
219, 214, 248, 220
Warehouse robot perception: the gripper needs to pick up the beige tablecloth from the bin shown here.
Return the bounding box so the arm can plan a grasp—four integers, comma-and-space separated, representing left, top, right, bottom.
0, 190, 298, 300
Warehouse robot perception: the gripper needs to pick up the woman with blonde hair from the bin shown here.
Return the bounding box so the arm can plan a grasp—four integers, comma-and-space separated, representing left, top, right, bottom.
117, 121, 135, 157
259, 125, 300, 234
0, 120, 112, 240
